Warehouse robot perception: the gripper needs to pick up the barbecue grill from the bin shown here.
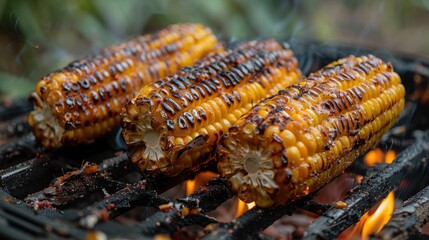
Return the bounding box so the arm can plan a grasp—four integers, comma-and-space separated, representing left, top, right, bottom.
0, 42, 428, 240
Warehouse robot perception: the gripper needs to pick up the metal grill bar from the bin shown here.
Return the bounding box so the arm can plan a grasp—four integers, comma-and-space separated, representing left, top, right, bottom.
0, 201, 86, 240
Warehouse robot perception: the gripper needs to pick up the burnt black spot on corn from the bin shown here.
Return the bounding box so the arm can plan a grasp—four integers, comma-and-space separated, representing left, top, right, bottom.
217, 55, 405, 208
121, 40, 301, 177
28, 23, 222, 149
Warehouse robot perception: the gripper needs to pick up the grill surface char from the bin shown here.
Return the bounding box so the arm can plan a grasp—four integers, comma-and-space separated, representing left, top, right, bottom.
0, 42, 428, 239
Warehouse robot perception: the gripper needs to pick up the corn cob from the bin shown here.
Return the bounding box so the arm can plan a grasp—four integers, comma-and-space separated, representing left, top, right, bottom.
121, 40, 301, 176
28, 23, 222, 149
217, 55, 405, 208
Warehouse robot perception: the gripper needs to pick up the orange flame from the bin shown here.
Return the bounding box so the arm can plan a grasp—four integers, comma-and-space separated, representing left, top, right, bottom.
186, 179, 196, 196
364, 149, 384, 167
356, 175, 363, 183
361, 192, 395, 237
185, 171, 219, 196
247, 201, 256, 210
345, 150, 397, 239
235, 199, 247, 218
385, 150, 396, 164
346, 192, 395, 239
235, 199, 256, 217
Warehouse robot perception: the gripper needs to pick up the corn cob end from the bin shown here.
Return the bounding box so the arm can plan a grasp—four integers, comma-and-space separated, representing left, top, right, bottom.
28, 91, 65, 149
121, 98, 170, 174
218, 136, 279, 207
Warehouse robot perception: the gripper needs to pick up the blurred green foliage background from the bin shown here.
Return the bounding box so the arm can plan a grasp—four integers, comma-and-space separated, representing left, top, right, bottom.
1, 0, 428, 99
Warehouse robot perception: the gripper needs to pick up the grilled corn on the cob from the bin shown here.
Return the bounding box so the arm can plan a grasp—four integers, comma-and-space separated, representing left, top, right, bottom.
28, 23, 221, 149
217, 55, 405, 208
121, 40, 301, 176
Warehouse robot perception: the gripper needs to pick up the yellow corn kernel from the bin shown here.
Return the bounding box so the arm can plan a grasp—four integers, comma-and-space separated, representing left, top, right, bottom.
296, 141, 309, 158
301, 132, 317, 155
280, 130, 296, 147
286, 146, 301, 166
264, 125, 280, 139
173, 137, 185, 146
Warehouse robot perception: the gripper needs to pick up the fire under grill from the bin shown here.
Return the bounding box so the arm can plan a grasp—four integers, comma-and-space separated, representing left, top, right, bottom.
0, 42, 429, 240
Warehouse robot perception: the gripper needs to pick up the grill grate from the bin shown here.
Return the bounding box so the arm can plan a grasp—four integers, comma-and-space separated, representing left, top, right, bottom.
0, 42, 429, 240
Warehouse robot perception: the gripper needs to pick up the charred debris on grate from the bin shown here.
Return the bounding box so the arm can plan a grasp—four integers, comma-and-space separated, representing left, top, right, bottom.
2, 119, 429, 239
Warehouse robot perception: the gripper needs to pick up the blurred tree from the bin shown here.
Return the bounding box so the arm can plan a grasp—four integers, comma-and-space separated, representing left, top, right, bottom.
0, 0, 428, 99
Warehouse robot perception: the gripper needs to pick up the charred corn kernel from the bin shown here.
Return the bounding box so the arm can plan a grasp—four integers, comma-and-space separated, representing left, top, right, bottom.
121, 40, 301, 176
217, 55, 405, 208
243, 123, 256, 134
28, 23, 222, 149
264, 126, 280, 139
